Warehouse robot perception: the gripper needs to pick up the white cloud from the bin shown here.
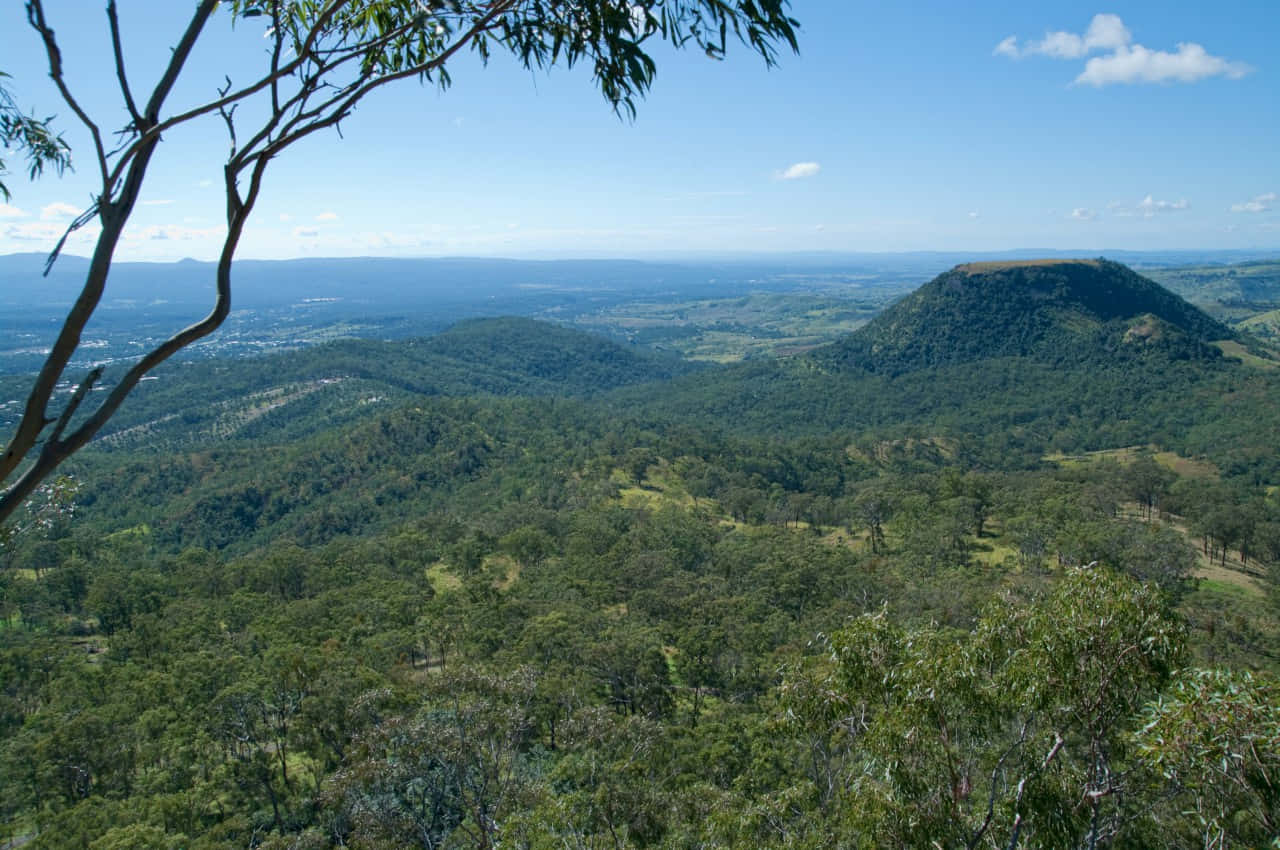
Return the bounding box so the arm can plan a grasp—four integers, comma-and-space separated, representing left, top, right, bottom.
995, 14, 1251, 86
4, 220, 101, 243
1230, 192, 1276, 213
279, 213, 292, 222
967, 211, 980, 219
1071, 208, 1098, 221
129, 224, 223, 242
1077, 42, 1252, 86
776, 162, 820, 180
993, 36, 1019, 58
40, 202, 81, 220
1137, 195, 1190, 217
0, 203, 28, 219
315, 211, 340, 221
996, 14, 1131, 60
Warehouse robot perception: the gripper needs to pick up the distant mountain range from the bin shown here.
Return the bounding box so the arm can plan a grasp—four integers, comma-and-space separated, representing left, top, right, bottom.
5, 249, 1278, 310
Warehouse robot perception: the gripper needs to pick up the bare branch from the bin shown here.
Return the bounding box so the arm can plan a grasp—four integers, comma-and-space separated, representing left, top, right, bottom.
106, 1, 142, 127
46, 368, 102, 445
103, 0, 360, 192
143, 0, 220, 122
42, 202, 100, 277
26, 0, 109, 187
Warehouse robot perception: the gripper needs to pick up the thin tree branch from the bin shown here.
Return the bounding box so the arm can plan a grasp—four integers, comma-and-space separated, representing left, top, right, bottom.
26, 0, 109, 187
46, 368, 102, 445
106, 1, 142, 127
43, 203, 100, 276
240, 2, 515, 172
142, 0, 220, 122
102, 0, 359, 192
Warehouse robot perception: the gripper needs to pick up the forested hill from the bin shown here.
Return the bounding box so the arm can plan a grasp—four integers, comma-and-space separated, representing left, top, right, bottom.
71, 317, 697, 450
605, 261, 1279, 479
280, 316, 699, 397
816, 258, 1234, 375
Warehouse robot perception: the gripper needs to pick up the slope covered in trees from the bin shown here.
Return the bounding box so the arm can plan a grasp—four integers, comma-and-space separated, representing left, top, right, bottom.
2, 259, 1280, 848
818, 258, 1233, 375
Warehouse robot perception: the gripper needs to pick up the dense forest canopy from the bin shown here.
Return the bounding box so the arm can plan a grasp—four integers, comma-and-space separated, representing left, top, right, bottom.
2, 258, 1279, 848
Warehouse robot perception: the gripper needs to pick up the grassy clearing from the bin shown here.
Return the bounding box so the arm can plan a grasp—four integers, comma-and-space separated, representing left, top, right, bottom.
490, 554, 522, 591
1213, 339, 1280, 370
1044, 445, 1146, 469
971, 541, 1019, 568
1044, 445, 1219, 479
425, 562, 462, 594
570, 293, 885, 361
1153, 451, 1218, 480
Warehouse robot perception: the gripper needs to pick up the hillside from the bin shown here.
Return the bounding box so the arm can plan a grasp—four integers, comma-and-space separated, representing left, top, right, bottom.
817, 258, 1233, 375
609, 261, 1280, 481
50, 317, 696, 451
5, 258, 1280, 850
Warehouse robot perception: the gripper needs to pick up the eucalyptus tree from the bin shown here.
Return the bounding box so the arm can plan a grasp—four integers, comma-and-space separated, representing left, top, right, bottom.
0, 0, 799, 524
0, 71, 71, 202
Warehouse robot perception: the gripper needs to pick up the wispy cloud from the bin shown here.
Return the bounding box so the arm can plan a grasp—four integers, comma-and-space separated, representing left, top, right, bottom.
293, 226, 320, 238
995, 14, 1251, 86
1137, 195, 1190, 217
129, 224, 223, 242
1230, 192, 1276, 213
776, 162, 820, 180
316, 211, 340, 222
1079, 43, 1252, 86
40, 202, 80, 220
996, 13, 1130, 60
1071, 208, 1098, 221
967, 211, 980, 220
4, 220, 101, 244
0, 203, 28, 219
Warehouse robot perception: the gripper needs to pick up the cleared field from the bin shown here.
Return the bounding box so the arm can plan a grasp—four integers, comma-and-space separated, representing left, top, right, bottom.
569, 292, 900, 361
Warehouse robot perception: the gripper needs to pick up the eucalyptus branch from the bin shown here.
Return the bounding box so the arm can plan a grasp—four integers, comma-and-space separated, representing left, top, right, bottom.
967, 721, 1031, 850
103, 0, 360, 191
43, 203, 101, 277
26, 0, 109, 188
142, 0, 220, 121
240, 1, 515, 171
106, 1, 142, 127
46, 368, 102, 445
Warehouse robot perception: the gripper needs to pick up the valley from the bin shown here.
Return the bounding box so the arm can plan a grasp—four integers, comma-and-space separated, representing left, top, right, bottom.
2, 256, 1279, 849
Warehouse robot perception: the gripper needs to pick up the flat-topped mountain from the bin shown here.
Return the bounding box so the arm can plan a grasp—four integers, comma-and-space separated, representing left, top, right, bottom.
816, 258, 1233, 374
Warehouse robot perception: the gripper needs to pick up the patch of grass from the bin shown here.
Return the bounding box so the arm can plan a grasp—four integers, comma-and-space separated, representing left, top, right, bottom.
425, 562, 462, 593
1153, 451, 1218, 480
569, 292, 890, 361
488, 554, 522, 591
1213, 339, 1279, 369
1045, 446, 1218, 479
972, 541, 1019, 567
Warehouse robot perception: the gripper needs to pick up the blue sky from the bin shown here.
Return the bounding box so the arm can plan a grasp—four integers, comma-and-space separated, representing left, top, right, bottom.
0, 1, 1277, 261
